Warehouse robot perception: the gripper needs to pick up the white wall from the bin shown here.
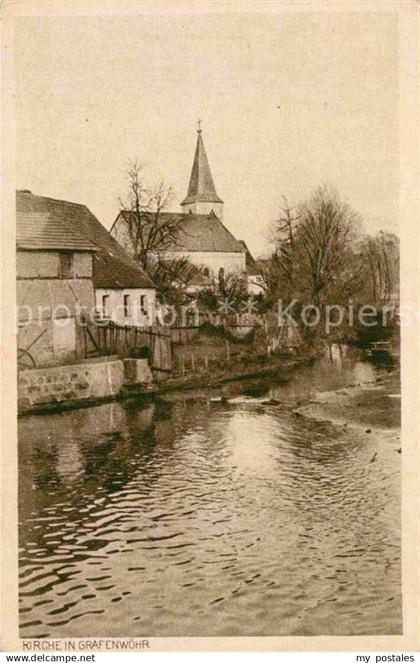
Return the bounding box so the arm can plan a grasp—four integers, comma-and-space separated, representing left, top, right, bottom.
18, 317, 79, 368
110, 217, 135, 257
73, 252, 93, 277
111, 215, 247, 280
17, 251, 93, 279
17, 251, 60, 278
247, 274, 265, 295
180, 201, 224, 218
95, 288, 156, 326
17, 278, 96, 367
52, 318, 77, 362
158, 250, 246, 278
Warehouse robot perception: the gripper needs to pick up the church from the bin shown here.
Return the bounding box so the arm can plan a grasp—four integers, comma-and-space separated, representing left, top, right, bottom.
111, 125, 263, 293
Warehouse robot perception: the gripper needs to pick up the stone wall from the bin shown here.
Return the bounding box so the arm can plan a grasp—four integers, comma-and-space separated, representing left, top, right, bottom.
18, 359, 125, 414
124, 358, 154, 384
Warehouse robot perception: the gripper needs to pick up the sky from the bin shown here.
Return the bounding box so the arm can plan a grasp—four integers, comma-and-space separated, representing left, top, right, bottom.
15, 9, 399, 256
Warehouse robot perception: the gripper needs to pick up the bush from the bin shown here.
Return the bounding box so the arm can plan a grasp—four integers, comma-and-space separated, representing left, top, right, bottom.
350, 307, 398, 348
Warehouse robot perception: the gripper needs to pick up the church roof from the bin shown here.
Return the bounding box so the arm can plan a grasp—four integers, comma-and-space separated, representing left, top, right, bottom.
239, 239, 260, 275
181, 130, 223, 206
17, 191, 155, 290
116, 210, 244, 254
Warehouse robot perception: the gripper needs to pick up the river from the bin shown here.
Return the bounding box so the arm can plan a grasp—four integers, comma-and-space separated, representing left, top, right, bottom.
18, 348, 401, 637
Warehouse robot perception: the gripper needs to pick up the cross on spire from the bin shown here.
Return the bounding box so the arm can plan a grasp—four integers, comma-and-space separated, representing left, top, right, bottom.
197, 118, 202, 134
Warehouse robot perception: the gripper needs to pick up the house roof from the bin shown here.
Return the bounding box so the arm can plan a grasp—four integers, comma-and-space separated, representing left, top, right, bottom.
181, 130, 223, 206
114, 210, 244, 254
17, 212, 97, 252
16, 191, 155, 290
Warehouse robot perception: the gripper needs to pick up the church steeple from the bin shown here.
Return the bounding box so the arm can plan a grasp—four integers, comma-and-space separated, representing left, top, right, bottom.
181, 122, 224, 218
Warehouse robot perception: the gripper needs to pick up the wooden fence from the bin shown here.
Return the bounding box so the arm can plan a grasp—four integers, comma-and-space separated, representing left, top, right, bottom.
80, 314, 300, 381
81, 317, 257, 380
83, 320, 172, 376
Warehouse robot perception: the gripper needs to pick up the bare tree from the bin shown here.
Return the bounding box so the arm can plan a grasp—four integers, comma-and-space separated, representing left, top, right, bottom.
119, 160, 182, 268
267, 196, 301, 287
196, 272, 248, 313
261, 184, 398, 346
295, 185, 363, 308
358, 231, 399, 306
254, 254, 285, 304
148, 256, 203, 307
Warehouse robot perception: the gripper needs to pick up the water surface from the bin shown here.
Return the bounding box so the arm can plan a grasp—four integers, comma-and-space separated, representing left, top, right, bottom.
18, 350, 401, 637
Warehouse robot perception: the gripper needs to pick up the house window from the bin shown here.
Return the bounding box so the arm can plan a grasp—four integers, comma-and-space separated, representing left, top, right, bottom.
203, 267, 210, 277
123, 294, 130, 318
102, 294, 110, 318
140, 295, 147, 315
59, 253, 73, 278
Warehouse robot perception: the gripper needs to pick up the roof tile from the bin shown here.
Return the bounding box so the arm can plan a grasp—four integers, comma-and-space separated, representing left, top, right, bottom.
17, 212, 97, 251
116, 210, 244, 254
181, 132, 223, 206
16, 192, 155, 290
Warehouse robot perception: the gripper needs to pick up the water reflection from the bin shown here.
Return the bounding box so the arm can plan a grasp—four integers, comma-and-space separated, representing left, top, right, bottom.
18, 352, 401, 637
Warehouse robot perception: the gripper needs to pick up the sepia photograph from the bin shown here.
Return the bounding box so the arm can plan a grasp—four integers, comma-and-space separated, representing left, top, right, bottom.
1, 0, 419, 655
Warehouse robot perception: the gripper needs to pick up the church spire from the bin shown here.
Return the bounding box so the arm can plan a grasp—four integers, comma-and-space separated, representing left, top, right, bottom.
181, 123, 224, 218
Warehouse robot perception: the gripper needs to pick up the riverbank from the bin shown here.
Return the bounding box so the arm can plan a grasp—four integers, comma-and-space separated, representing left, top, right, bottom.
292, 368, 400, 438
17, 350, 317, 415
156, 351, 316, 393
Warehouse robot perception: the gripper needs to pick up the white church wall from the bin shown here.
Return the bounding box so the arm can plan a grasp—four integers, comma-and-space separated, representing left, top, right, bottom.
110, 216, 135, 257
158, 251, 246, 278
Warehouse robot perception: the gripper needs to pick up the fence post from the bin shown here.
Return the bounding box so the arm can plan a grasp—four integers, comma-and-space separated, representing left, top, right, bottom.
191, 352, 195, 373
81, 315, 87, 359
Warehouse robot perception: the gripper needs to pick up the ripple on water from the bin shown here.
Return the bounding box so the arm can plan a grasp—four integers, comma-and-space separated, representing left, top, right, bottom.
18, 357, 401, 637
